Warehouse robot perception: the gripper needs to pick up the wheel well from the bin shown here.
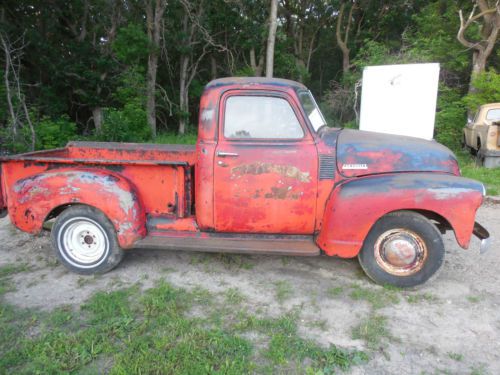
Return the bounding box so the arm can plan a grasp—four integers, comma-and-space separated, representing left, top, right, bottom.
45, 204, 75, 222
383, 209, 452, 234
44, 203, 107, 223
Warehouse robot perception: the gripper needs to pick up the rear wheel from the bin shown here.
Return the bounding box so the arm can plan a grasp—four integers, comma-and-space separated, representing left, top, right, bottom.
358, 211, 444, 288
51, 205, 124, 274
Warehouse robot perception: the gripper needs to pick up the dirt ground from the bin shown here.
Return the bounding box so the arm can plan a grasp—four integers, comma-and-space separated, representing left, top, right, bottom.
1, 201, 499, 374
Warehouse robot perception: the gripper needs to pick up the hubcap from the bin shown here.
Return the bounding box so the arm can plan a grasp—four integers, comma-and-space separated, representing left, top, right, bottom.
374, 229, 427, 276
59, 217, 109, 268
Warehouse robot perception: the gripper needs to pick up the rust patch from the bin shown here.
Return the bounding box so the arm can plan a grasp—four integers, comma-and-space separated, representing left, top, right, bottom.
231, 163, 311, 182
264, 187, 301, 200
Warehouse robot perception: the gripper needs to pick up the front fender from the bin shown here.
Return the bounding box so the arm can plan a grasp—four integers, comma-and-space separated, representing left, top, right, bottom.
8, 168, 146, 248
316, 173, 484, 257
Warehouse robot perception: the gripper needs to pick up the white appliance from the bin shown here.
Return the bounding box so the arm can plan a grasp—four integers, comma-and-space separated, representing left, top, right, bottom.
359, 63, 440, 140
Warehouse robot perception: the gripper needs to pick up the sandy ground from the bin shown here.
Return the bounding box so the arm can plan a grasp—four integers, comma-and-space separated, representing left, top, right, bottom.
1, 201, 499, 374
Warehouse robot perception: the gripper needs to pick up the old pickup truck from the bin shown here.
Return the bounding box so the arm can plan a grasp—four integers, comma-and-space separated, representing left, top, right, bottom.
0, 77, 491, 287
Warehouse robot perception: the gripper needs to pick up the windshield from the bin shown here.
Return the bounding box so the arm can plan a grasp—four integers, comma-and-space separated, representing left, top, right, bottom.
298, 91, 327, 132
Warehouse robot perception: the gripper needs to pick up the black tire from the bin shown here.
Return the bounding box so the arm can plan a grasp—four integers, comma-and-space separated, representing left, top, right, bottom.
51, 205, 124, 275
358, 211, 444, 288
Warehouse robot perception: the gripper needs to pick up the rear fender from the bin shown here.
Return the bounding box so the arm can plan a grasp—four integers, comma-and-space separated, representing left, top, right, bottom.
8, 169, 146, 248
316, 173, 484, 257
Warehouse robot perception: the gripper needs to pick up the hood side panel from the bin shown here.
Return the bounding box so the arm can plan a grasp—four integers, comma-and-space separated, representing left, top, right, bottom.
336, 129, 459, 177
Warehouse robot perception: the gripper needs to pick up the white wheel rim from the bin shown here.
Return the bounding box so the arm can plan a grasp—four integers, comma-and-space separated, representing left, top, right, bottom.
58, 217, 109, 268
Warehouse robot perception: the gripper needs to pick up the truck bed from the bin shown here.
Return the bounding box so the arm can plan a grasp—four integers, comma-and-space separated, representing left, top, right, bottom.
1, 141, 196, 166
0, 142, 197, 224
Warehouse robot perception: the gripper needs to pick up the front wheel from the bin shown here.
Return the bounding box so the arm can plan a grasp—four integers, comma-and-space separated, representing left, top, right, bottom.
358, 211, 444, 288
51, 205, 124, 274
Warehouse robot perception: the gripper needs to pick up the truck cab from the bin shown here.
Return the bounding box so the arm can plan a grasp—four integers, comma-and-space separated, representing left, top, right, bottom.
0, 77, 491, 287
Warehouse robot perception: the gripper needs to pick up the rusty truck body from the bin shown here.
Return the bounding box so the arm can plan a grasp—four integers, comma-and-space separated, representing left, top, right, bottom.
0, 77, 491, 287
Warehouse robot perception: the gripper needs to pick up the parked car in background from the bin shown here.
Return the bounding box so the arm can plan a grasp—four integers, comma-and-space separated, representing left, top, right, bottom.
463, 103, 500, 168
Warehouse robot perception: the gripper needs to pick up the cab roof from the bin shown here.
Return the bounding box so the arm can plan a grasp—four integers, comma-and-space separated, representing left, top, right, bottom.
205, 77, 307, 91
479, 102, 500, 110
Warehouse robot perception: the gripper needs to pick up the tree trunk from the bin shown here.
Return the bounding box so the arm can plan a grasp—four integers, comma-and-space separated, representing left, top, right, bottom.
250, 47, 257, 74
1, 35, 17, 137
179, 54, 189, 135
265, 0, 278, 78
210, 55, 217, 80
250, 47, 264, 76
92, 107, 103, 133
335, 2, 355, 75
457, 1, 499, 95
146, 52, 158, 137
145, 0, 167, 138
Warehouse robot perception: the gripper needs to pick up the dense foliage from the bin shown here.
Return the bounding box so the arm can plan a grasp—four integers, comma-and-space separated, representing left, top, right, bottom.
0, 0, 498, 153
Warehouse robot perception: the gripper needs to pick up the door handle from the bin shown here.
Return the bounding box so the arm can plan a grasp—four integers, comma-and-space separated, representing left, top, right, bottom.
217, 151, 239, 157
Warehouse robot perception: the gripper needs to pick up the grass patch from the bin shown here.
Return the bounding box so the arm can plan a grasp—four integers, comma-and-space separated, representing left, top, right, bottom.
349, 284, 400, 309
0, 280, 368, 374
0, 263, 31, 278
0, 263, 32, 295
326, 286, 344, 298
224, 287, 246, 305
467, 295, 481, 303
406, 292, 437, 304
352, 314, 392, 350
456, 150, 500, 195
273, 280, 294, 304
447, 352, 464, 361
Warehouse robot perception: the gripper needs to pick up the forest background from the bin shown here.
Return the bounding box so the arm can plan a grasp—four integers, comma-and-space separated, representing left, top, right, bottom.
0, 0, 498, 189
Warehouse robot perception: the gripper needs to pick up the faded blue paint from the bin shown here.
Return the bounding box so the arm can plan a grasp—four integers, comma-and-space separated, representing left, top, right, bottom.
334, 129, 459, 177
338, 173, 484, 198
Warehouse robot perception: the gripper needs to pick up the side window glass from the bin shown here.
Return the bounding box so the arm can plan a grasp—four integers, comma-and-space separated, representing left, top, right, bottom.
486, 109, 500, 121
224, 96, 304, 139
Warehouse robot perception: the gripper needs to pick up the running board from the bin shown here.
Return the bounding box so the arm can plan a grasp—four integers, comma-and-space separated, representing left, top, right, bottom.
133, 235, 320, 256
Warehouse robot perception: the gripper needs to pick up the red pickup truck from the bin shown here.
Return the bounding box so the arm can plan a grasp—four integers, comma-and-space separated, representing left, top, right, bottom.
0, 77, 490, 287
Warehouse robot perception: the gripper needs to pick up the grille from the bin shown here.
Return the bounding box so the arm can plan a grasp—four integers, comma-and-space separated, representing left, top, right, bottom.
319, 154, 336, 180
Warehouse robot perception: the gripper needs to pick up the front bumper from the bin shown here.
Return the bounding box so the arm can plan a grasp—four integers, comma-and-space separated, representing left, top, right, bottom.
473, 222, 491, 254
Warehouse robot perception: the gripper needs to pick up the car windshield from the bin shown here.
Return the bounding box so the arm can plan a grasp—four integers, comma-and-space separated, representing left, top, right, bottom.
298, 91, 327, 131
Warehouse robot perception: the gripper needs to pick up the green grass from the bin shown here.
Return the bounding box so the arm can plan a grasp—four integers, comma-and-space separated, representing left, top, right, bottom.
406, 292, 437, 304
326, 286, 344, 298
273, 280, 294, 304
351, 314, 393, 350
224, 287, 246, 305
0, 263, 31, 278
349, 284, 400, 310
0, 279, 368, 374
154, 131, 197, 145
456, 150, 500, 195
447, 352, 464, 362
467, 295, 481, 303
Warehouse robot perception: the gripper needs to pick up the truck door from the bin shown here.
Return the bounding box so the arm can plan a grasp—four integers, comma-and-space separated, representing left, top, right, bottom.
214, 91, 318, 234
